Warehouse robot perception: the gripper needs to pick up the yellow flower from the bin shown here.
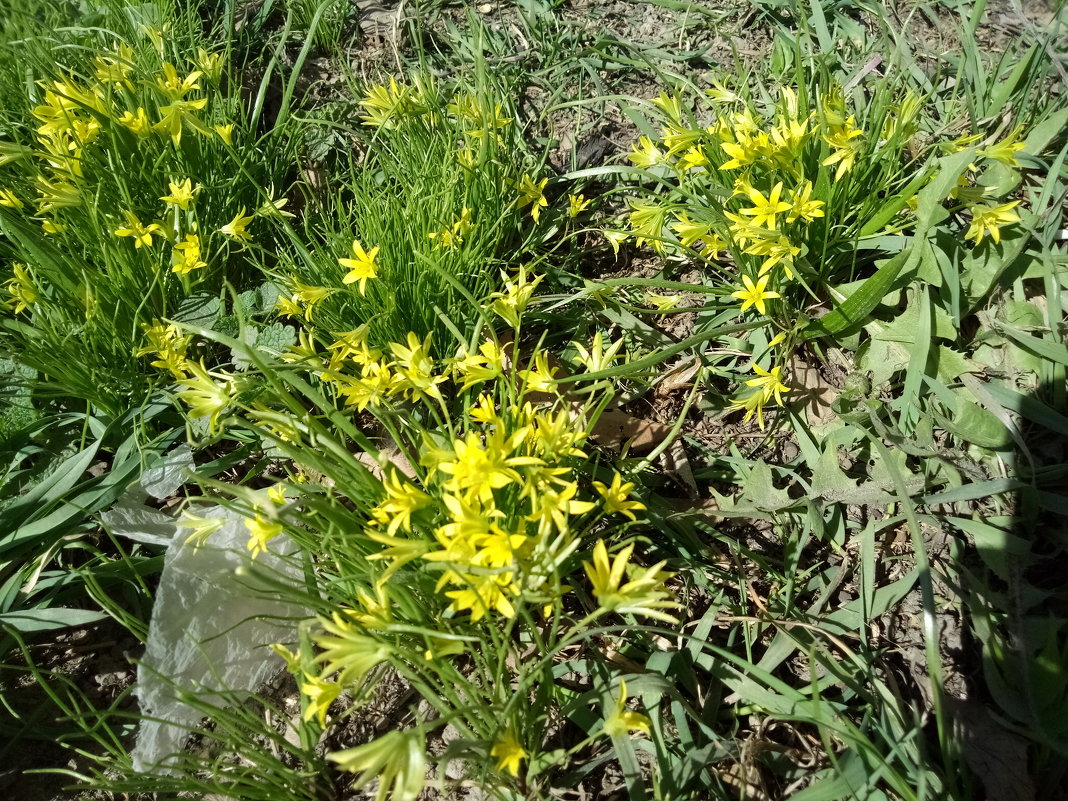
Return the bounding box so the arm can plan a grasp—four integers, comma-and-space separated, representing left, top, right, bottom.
965, 200, 1021, 245
439, 429, 542, 502
160, 178, 197, 209
568, 193, 590, 217
453, 340, 505, 391
822, 115, 864, 178
176, 359, 237, 433
117, 107, 151, 137
328, 729, 426, 801
628, 199, 670, 252
729, 389, 770, 430
290, 282, 338, 321
491, 728, 527, 777
518, 350, 558, 395
672, 211, 712, 248
193, 48, 225, 83
220, 207, 254, 241
650, 91, 683, 122
336, 361, 396, 411
731, 274, 780, 315
300, 674, 341, 727
592, 473, 646, 520
739, 182, 791, 229
35, 177, 80, 213
583, 540, 679, 623
745, 363, 789, 406
744, 233, 801, 278
114, 210, 161, 248
135, 320, 191, 377
628, 135, 665, 168
644, 292, 680, 311
339, 239, 379, 294
489, 265, 542, 329
706, 81, 740, 103
358, 78, 417, 128
315, 610, 392, 685
603, 679, 652, 738
157, 63, 202, 99
979, 127, 1025, 167
371, 470, 431, 536
154, 97, 210, 145
786, 180, 824, 224
179, 510, 224, 547
245, 514, 282, 558
0, 188, 24, 209
276, 294, 303, 319
389, 332, 446, 401
93, 44, 135, 85
517, 173, 549, 222
214, 123, 234, 145
5, 264, 38, 314
603, 229, 629, 256
680, 145, 709, 170
572, 331, 624, 374
172, 234, 207, 275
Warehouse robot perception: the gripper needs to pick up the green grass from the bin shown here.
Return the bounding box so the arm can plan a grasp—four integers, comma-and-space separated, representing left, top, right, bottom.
1, 0, 1067, 799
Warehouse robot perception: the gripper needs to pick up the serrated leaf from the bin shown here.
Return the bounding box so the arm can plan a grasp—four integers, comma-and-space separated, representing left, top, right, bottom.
231, 323, 296, 370
254, 322, 297, 354
873, 300, 957, 343
735, 461, 793, 512
932, 345, 978, 382
857, 338, 909, 385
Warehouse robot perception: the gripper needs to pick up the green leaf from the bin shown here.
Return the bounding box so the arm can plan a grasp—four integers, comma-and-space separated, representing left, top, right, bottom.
873, 300, 957, 343
948, 516, 1030, 581
0, 607, 108, 633
1000, 326, 1068, 367
938, 387, 1013, 450
172, 292, 222, 328
803, 249, 910, 340
1021, 108, 1068, 158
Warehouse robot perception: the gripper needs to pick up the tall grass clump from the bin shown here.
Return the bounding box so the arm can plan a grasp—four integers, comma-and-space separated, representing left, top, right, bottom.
0, 0, 296, 417
270, 69, 556, 356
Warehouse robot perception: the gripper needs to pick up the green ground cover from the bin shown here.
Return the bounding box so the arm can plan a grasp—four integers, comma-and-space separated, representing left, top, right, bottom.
0, 0, 1066, 799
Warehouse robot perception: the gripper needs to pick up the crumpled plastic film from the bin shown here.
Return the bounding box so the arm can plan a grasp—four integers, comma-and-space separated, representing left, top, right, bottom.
130, 505, 308, 773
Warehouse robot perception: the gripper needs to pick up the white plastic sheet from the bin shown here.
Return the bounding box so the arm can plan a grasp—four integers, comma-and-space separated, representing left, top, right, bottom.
101, 446, 308, 772
130, 505, 307, 772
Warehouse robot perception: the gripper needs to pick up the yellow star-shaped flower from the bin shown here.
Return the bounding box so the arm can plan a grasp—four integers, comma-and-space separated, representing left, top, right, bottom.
730, 274, 780, 315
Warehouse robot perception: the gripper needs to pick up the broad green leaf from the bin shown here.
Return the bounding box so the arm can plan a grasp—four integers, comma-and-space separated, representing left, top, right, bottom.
803, 249, 910, 340
939, 387, 1013, 450
1000, 326, 1068, 367
1021, 108, 1068, 158
873, 301, 957, 343
948, 516, 1030, 581
0, 607, 108, 633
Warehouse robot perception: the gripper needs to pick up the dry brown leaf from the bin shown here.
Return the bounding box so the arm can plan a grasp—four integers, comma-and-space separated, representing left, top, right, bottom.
654, 357, 702, 394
